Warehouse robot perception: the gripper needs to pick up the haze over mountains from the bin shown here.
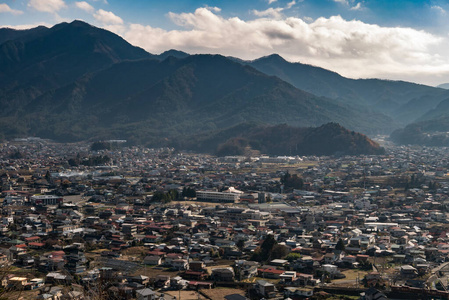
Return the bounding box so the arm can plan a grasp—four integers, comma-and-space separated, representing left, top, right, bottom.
0, 20, 448, 151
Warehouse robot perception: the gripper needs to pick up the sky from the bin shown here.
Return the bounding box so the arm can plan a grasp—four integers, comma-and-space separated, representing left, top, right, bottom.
2, 0, 449, 86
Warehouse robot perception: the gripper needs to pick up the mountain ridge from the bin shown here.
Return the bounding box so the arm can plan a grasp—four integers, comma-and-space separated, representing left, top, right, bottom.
1, 20, 445, 150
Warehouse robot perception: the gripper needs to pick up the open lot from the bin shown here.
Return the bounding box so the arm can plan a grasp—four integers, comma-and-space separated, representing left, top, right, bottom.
132, 266, 180, 279
201, 288, 246, 300
165, 290, 208, 300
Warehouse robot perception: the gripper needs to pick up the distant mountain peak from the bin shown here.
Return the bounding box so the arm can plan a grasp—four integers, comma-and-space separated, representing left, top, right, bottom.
256, 53, 287, 63
437, 83, 449, 89
156, 49, 189, 60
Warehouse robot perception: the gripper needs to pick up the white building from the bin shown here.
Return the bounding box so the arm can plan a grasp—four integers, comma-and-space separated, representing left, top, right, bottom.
196, 187, 242, 203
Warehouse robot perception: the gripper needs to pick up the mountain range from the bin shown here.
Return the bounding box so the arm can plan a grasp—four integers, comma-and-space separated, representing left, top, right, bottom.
0, 20, 448, 150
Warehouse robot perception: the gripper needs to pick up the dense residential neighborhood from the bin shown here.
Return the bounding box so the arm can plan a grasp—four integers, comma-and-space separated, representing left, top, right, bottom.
1, 139, 449, 299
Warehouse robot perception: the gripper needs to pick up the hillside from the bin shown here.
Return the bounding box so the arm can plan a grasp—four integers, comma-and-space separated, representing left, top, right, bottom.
178, 123, 385, 156
0, 21, 397, 146
390, 117, 449, 146
247, 54, 449, 124
19, 54, 394, 144
0, 20, 152, 116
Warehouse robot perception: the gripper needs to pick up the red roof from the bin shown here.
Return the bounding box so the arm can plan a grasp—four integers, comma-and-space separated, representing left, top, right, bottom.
258, 268, 284, 274
188, 281, 212, 286
185, 270, 205, 276
148, 250, 166, 256
29, 242, 45, 247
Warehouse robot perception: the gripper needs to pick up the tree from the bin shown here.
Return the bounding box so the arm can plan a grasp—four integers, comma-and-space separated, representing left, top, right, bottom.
236, 239, 245, 251
250, 234, 278, 262
182, 187, 196, 198
285, 252, 302, 262
335, 239, 346, 251
271, 244, 289, 259
281, 171, 304, 191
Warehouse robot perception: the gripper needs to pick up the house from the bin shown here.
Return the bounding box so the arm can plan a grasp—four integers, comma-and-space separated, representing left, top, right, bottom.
189, 260, 205, 272
211, 267, 235, 281
46, 272, 72, 285
154, 275, 170, 288
364, 272, 382, 287
165, 253, 184, 266
8, 277, 28, 289
184, 270, 208, 281
171, 276, 188, 289
144, 256, 162, 266
235, 260, 258, 279
257, 268, 284, 279
255, 280, 276, 298
172, 259, 189, 270
296, 273, 318, 286
136, 288, 156, 300
280, 271, 297, 283
400, 265, 418, 278
322, 264, 338, 275
38, 286, 63, 300
130, 275, 150, 286
25, 278, 44, 290
269, 259, 289, 267
187, 281, 213, 289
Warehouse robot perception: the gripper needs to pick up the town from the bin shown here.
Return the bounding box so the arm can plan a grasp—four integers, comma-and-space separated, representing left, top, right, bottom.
1, 138, 449, 300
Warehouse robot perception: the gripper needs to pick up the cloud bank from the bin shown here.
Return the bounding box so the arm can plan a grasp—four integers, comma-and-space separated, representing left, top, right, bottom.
75, 1, 94, 13
0, 4, 23, 15
28, 0, 66, 13
94, 9, 123, 25
107, 7, 449, 83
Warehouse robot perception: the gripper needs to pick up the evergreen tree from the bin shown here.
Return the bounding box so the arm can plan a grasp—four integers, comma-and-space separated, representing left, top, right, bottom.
335, 238, 346, 251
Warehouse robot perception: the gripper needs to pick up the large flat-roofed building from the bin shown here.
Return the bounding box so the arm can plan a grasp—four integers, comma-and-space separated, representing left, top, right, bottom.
196, 190, 240, 203
30, 195, 63, 206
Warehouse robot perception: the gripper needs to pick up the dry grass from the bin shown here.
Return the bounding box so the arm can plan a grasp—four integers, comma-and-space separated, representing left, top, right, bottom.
165, 290, 208, 300
132, 266, 180, 279
5, 289, 40, 299
339, 269, 370, 281
121, 246, 147, 257
201, 288, 246, 300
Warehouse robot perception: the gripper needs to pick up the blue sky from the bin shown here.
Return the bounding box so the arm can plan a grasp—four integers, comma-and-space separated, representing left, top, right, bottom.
2, 0, 449, 85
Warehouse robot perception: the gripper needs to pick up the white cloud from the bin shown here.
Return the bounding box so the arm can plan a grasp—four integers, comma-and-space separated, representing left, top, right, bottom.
112, 7, 449, 85
94, 9, 123, 24
0, 22, 52, 30
204, 6, 221, 12
268, 0, 277, 4
350, 3, 363, 11
252, 7, 283, 19
0, 3, 23, 15
28, 0, 66, 13
303, 16, 313, 22
431, 5, 446, 14
286, 1, 296, 9
75, 1, 94, 13
253, 0, 296, 19
333, 0, 349, 5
